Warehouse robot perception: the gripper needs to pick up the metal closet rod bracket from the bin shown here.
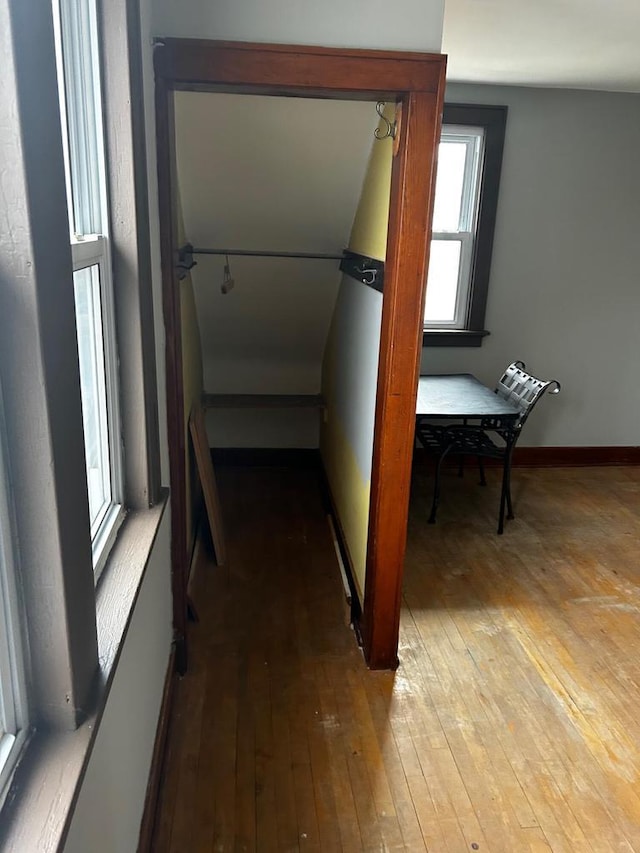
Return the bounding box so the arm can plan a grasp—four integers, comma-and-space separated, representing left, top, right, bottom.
179, 244, 345, 262
176, 243, 197, 280
176, 243, 385, 292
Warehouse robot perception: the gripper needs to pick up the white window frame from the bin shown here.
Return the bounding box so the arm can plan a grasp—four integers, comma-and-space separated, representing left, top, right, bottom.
426, 126, 485, 330
0, 389, 28, 806
71, 237, 125, 575
53, 0, 125, 578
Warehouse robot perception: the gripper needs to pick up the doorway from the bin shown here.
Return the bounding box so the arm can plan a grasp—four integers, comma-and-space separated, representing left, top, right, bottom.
155, 39, 446, 670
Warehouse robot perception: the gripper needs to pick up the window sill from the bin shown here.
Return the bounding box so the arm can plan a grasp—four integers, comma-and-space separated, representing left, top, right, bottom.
423, 329, 490, 347
0, 490, 169, 853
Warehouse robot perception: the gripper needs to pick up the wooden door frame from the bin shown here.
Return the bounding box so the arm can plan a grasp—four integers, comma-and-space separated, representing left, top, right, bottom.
154, 39, 446, 672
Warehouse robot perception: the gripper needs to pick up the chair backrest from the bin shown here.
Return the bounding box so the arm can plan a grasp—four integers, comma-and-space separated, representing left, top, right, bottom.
496, 361, 561, 431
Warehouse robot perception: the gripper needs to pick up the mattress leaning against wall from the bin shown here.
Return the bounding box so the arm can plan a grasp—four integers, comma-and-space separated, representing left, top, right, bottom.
320, 108, 394, 603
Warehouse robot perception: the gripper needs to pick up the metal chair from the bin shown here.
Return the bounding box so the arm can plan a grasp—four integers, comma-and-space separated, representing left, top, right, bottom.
416, 361, 561, 534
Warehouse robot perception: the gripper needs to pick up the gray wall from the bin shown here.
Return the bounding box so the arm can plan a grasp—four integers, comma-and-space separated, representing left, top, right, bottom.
423, 83, 640, 447
62, 0, 173, 845
64, 511, 172, 852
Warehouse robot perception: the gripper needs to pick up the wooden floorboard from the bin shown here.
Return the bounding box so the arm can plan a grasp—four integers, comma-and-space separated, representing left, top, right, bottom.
153, 463, 640, 852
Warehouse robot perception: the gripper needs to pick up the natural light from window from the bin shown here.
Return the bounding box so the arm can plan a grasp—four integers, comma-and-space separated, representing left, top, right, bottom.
53, 0, 124, 575
424, 127, 484, 329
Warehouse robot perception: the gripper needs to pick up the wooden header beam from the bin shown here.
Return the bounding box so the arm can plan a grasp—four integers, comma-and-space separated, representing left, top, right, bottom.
154, 38, 444, 98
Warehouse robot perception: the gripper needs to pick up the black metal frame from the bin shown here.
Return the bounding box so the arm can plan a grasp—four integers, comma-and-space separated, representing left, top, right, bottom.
339, 250, 384, 292
416, 361, 561, 533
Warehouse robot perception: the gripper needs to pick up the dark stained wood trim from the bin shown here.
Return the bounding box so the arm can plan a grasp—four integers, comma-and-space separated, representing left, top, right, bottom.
457, 104, 508, 335
137, 646, 176, 853
154, 38, 445, 98
154, 73, 188, 675
508, 446, 640, 467
423, 329, 490, 347
363, 74, 447, 669
413, 446, 640, 468
155, 38, 447, 672
422, 103, 507, 344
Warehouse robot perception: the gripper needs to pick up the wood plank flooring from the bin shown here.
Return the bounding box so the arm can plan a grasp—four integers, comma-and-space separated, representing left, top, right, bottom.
152, 463, 640, 852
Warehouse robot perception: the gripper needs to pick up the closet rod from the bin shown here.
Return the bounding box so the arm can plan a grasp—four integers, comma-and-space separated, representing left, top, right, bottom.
192, 247, 344, 260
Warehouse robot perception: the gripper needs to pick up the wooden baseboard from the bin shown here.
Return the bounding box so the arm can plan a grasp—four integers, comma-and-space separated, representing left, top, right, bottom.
213, 445, 640, 472
211, 447, 321, 468
414, 446, 640, 468
514, 446, 640, 467
137, 646, 176, 853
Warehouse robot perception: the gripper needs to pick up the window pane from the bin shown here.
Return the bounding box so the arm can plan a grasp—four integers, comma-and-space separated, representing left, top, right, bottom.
55, 0, 106, 236
432, 142, 467, 232
424, 240, 462, 324
0, 389, 27, 801
73, 265, 111, 531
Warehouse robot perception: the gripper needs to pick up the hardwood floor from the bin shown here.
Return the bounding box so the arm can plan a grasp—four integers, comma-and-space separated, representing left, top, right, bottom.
152, 463, 640, 852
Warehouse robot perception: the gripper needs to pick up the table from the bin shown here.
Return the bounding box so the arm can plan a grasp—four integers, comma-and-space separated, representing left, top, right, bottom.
416, 373, 520, 421
415, 374, 522, 534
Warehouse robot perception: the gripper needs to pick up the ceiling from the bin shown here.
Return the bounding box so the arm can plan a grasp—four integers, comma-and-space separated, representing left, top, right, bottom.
442, 0, 640, 93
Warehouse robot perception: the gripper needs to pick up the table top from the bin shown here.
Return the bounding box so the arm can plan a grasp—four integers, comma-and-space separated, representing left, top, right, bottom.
416, 374, 521, 419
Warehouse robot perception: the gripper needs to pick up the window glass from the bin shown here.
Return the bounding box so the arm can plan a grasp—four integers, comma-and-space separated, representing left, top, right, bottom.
424, 240, 462, 324
53, 0, 123, 572
423, 104, 507, 345
425, 127, 484, 330
432, 141, 467, 232
0, 391, 27, 803
73, 264, 111, 533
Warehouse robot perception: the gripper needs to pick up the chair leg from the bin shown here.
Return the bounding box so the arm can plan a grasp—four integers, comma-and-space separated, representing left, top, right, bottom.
497, 457, 509, 535
458, 420, 468, 477
505, 452, 515, 520
497, 450, 516, 533
477, 456, 486, 486
429, 449, 449, 524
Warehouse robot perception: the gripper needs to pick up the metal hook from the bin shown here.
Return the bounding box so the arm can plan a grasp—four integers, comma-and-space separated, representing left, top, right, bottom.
374, 102, 397, 140
360, 268, 377, 286
221, 253, 235, 294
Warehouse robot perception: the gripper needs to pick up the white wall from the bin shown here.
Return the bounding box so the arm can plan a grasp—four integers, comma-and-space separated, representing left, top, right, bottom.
64, 509, 172, 853
174, 93, 375, 447
422, 83, 640, 447
153, 0, 444, 51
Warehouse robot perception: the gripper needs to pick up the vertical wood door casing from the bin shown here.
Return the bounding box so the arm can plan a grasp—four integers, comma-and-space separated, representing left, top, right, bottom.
362, 84, 446, 668
154, 40, 446, 671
